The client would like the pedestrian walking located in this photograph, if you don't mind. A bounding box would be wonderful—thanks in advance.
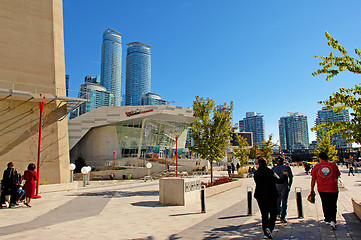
[227,164,232,178]
[236,162,240,171]
[23,163,37,207]
[310,152,340,230]
[254,158,287,239]
[272,156,293,223]
[348,165,354,176]
[231,162,235,174]
[1,162,18,208]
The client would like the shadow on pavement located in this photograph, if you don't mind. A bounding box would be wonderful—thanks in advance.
[130,201,166,208]
[68,190,159,198]
[169,212,204,217]
[218,214,249,220]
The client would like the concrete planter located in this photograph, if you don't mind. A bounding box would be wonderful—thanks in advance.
[352,198,361,220]
[231,173,249,178]
[205,179,243,198]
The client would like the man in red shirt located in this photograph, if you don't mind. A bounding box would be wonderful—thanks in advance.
[310,152,340,230]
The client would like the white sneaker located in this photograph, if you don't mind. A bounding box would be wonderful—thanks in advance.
[330,221,337,230]
[264,228,273,239]
[5,202,9,208]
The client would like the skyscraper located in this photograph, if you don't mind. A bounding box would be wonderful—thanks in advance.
[78,78,115,116]
[125,42,151,106]
[315,107,351,149]
[239,112,265,146]
[140,93,168,105]
[65,74,69,97]
[100,29,122,106]
[279,112,309,151]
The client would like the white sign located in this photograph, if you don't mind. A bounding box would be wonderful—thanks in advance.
[146,163,152,169]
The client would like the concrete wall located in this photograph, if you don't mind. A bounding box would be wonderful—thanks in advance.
[0,0,70,184]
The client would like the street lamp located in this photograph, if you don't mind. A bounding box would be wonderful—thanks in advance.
[81,166,89,187]
[68,163,76,182]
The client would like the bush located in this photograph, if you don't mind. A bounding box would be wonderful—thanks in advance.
[114,166,127,170]
[201,177,234,188]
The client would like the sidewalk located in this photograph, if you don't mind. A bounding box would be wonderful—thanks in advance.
[0,167,360,239]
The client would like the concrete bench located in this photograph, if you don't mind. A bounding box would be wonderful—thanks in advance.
[352,198,361,220]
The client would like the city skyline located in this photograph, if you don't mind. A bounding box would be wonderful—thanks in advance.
[63,0,361,144]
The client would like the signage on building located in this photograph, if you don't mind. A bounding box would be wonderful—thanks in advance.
[125,109,153,117]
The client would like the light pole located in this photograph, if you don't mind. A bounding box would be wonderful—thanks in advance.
[34,101,44,199]
[113,151,116,171]
[165,146,167,173]
[81,166,89,187]
[68,163,76,182]
[176,137,178,177]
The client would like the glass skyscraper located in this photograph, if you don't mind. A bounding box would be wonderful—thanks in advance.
[315,107,351,149]
[140,93,168,105]
[100,29,122,106]
[125,42,151,106]
[279,112,309,151]
[239,112,265,146]
[78,80,115,116]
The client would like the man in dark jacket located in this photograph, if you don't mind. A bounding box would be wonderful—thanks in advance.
[254,158,287,239]
[272,156,293,223]
[1,162,18,208]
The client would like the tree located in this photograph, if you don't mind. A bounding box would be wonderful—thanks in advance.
[74,153,87,173]
[314,131,338,162]
[189,96,235,183]
[233,135,250,167]
[312,31,361,144]
[260,135,276,164]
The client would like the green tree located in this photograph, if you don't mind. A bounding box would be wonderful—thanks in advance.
[74,153,87,173]
[189,96,235,183]
[314,131,338,162]
[233,135,250,166]
[260,135,276,164]
[312,31,361,144]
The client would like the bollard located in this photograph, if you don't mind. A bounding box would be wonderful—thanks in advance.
[295,187,304,218]
[247,186,253,215]
[201,185,206,213]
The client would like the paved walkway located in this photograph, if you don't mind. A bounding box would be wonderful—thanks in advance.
[0,167,360,239]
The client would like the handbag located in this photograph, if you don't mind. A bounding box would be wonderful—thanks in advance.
[307,191,316,204]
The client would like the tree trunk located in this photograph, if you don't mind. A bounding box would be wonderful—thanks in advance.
[210,160,213,184]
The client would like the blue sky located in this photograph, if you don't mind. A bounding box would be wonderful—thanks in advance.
[63,0,361,143]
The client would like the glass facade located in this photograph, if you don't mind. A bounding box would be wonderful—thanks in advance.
[279,112,309,151]
[78,82,115,115]
[125,42,151,106]
[116,118,188,158]
[315,107,351,149]
[100,29,122,106]
[140,92,168,105]
[65,74,69,97]
[239,112,265,146]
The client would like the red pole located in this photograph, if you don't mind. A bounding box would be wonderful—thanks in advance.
[176,137,178,177]
[113,151,115,171]
[34,102,44,199]
[165,147,167,173]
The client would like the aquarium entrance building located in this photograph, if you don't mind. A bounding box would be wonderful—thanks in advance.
[69,105,194,166]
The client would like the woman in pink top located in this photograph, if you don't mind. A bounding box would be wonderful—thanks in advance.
[23,163,37,207]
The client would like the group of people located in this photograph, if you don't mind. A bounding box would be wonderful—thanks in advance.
[253,152,340,239]
[1,162,37,208]
[227,162,239,177]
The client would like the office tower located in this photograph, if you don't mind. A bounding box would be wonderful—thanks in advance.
[315,107,351,149]
[78,81,115,115]
[84,75,101,84]
[239,112,265,146]
[279,112,309,151]
[216,102,234,126]
[125,42,151,106]
[140,93,168,105]
[65,74,69,96]
[100,29,122,106]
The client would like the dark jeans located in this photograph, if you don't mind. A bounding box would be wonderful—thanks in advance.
[256,197,278,233]
[319,191,338,223]
[276,185,290,220]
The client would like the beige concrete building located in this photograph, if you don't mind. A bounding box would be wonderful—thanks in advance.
[0,0,84,183]
[69,105,194,167]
